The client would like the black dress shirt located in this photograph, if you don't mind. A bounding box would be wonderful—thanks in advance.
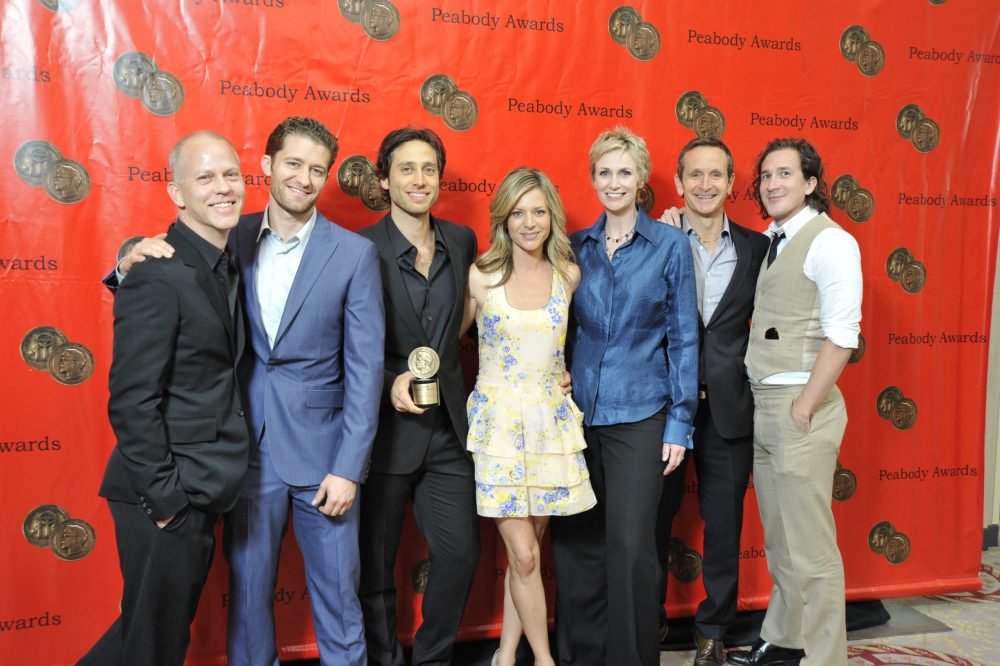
[387,218,455,351]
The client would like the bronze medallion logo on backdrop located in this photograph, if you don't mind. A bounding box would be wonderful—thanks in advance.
[665,536,703,583]
[411,558,431,594]
[20,326,68,371]
[833,461,858,502]
[875,386,917,430]
[22,505,96,561]
[840,25,885,76]
[869,523,911,564]
[637,184,655,214]
[339,0,400,41]
[896,104,940,152]
[113,52,184,116]
[20,326,95,385]
[419,74,478,132]
[608,6,660,61]
[49,342,96,386]
[675,91,725,139]
[885,247,927,293]
[38,0,81,12]
[337,156,389,212]
[14,141,90,204]
[831,174,875,223]
[848,332,865,364]
[51,519,97,561]
[23,505,70,547]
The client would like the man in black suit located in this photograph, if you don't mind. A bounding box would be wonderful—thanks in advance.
[356,127,480,666]
[81,131,252,666]
[656,138,769,666]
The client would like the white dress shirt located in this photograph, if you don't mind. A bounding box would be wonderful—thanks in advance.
[758,206,863,385]
[255,208,317,349]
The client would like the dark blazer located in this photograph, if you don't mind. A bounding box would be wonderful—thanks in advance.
[358,214,477,475]
[701,219,769,440]
[100,223,252,520]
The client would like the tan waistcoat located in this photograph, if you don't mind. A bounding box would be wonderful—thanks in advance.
[745,213,840,379]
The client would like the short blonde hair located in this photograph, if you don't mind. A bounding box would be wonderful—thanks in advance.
[588,126,651,183]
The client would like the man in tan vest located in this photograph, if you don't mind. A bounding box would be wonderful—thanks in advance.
[727,138,862,666]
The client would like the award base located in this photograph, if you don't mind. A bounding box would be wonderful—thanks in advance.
[412,378,440,408]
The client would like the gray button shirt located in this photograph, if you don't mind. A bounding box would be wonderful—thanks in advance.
[682,214,738,325]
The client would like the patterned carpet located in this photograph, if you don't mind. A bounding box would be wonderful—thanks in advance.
[660,546,1000,666]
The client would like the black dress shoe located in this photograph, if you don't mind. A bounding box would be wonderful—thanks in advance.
[726,639,805,666]
[693,629,725,665]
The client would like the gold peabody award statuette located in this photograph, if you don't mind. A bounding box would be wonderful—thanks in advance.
[408,346,441,407]
[21,325,69,372]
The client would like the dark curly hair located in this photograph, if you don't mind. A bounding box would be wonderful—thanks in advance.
[264,117,338,168]
[751,137,830,219]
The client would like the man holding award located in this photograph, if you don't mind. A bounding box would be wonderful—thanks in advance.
[357,128,482,666]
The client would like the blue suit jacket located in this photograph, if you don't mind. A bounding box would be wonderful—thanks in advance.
[234,211,385,486]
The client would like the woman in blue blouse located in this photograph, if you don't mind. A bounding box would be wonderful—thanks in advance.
[551,128,700,666]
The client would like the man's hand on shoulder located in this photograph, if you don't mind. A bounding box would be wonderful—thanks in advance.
[658,207,686,228]
[120,233,175,275]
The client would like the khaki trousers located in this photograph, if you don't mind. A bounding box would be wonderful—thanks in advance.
[751,383,847,666]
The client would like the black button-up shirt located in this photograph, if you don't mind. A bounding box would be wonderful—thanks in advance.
[387,217,455,351]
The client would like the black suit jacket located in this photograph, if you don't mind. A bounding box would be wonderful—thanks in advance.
[358,215,477,475]
[701,219,769,440]
[100,223,252,520]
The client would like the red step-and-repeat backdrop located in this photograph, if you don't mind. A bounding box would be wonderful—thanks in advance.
[2,1,997,663]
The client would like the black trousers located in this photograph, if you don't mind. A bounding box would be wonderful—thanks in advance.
[552,410,666,666]
[79,500,217,666]
[656,396,753,640]
[359,410,480,666]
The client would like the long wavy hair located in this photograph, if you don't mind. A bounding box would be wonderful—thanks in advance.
[476,167,575,286]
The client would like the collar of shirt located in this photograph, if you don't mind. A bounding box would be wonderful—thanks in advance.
[682,212,731,245]
[387,214,446,258]
[174,218,226,270]
[767,205,819,240]
[583,206,659,245]
[256,206,318,252]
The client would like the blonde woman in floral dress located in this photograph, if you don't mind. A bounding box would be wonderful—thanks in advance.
[461,167,596,666]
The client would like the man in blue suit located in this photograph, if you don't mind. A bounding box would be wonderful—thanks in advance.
[110,117,384,665]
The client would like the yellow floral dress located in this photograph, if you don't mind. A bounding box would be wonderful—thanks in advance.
[466,270,597,517]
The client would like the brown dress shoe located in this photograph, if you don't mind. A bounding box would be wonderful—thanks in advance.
[693,630,725,665]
